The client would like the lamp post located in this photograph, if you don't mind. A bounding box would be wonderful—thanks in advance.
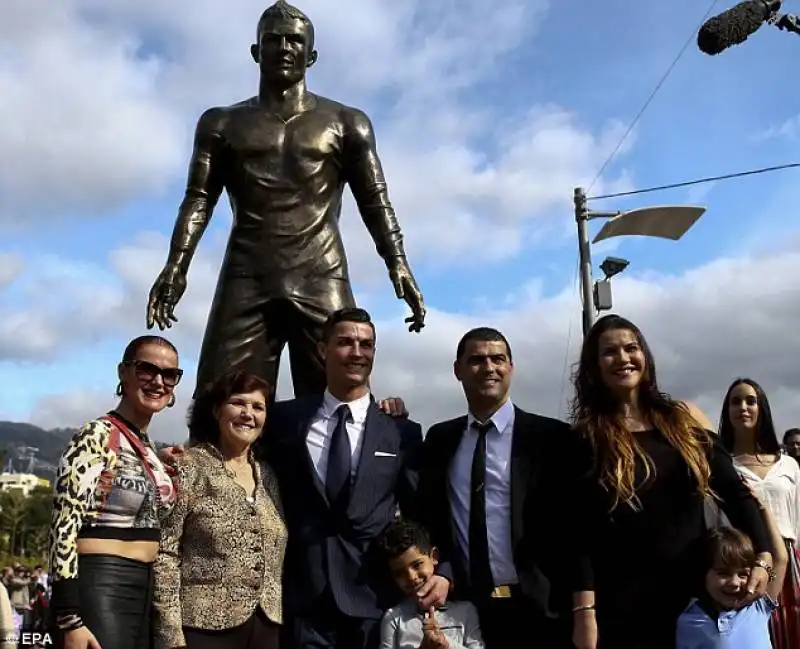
[574,186,707,338]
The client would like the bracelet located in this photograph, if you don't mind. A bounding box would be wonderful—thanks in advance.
[753,559,776,583]
[572,604,595,613]
[56,614,85,632]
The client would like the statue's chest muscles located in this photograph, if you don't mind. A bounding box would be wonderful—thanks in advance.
[223,109,343,184]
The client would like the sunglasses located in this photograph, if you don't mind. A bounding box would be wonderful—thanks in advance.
[124,360,184,387]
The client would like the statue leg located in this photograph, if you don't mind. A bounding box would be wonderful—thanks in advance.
[285,286,357,398]
[194,276,285,398]
[286,310,327,398]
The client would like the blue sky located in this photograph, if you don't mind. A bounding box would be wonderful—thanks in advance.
[2,0,800,440]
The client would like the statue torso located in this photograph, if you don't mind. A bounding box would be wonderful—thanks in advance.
[213,95,353,280]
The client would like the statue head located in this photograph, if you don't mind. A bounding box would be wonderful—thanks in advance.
[251,1,318,87]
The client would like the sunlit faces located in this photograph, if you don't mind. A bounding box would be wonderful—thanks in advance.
[728,383,759,432]
[388,546,438,598]
[118,343,181,415]
[704,561,751,610]
[319,321,375,388]
[216,391,268,449]
[454,340,513,404]
[597,328,646,392]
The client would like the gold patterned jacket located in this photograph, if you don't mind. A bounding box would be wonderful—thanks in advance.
[152,443,287,649]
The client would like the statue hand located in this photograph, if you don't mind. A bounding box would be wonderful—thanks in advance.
[147,265,187,330]
[388,257,426,333]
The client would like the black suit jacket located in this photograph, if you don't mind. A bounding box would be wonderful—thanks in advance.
[263,395,423,619]
[418,406,570,617]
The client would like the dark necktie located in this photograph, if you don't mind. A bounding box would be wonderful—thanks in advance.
[326,404,352,503]
[469,421,494,595]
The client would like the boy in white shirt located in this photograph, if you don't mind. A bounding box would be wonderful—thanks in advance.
[376,521,484,649]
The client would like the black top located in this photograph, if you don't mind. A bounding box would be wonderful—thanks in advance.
[564,428,770,647]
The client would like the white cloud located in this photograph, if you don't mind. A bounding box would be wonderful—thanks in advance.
[0,252,23,289]
[0,0,631,279]
[15,235,800,441]
[754,115,800,141]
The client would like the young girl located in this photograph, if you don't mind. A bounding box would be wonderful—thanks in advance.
[676,505,788,649]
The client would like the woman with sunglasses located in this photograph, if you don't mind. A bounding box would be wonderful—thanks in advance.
[49,335,183,649]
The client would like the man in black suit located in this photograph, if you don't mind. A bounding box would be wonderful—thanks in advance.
[418,327,572,649]
[267,307,450,649]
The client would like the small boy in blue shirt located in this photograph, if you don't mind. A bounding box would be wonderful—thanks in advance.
[676,505,788,649]
[375,520,484,649]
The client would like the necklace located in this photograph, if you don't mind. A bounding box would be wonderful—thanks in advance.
[223,458,257,503]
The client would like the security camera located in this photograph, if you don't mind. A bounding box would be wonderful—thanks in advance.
[599,256,630,280]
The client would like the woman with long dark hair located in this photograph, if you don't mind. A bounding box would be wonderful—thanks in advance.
[49,335,181,649]
[718,378,800,649]
[565,315,772,649]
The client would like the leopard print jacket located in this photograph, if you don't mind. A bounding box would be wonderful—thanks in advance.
[152,444,287,649]
[48,415,176,627]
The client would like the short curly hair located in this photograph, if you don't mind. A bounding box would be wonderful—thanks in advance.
[188,370,272,447]
[375,520,434,563]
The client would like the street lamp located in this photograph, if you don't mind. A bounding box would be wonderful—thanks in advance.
[574,186,706,338]
[594,256,630,313]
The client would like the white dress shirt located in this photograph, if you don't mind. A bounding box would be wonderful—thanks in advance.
[306,389,372,482]
[734,454,800,541]
[448,398,518,586]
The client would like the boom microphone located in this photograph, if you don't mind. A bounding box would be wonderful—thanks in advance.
[697,0,781,55]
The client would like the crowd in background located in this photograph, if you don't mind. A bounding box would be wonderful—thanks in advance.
[0,564,50,639]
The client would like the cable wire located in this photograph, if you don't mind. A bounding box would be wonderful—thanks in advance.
[559,1,720,401]
[588,162,800,201]
[587,0,721,193]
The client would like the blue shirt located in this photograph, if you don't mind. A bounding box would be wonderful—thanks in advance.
[676,596,776,649]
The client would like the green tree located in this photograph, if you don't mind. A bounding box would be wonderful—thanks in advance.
[23,486,52,557]
[0,489,27,555]
[0,486,52,561]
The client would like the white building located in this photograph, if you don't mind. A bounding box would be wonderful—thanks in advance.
[0,472,47,496]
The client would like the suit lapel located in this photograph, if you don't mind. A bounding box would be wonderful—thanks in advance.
[294,395,328,504]
[439,417,467,573]
[509,407,534,547]
[350,402,385,498]
[440,418,466,474]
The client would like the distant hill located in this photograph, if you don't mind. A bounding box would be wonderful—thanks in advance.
[0,422,75,480]
[0,420,168,481]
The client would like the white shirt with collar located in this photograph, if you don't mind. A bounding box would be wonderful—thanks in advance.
[448,398,518,587]
[306,389,372,482]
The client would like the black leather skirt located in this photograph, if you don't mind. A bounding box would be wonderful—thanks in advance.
[57,554,153,649]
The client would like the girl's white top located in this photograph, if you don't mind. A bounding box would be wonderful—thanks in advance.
[734,454,800,542]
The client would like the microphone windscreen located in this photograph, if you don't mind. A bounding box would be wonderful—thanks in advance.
[697,0,771,55]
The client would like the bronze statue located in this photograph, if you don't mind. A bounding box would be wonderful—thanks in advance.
[146,0,425,397]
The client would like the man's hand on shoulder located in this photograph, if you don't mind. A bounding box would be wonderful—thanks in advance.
[159,444,186,465]
[377,397,409,419]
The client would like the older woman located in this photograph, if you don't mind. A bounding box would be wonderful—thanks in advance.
[49,335,181,649]
[718,378,800,649]
[152,370,286,649]
[564,315,772,649]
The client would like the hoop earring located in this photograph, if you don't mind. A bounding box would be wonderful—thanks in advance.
[167,394,176,408]
[115,382,123,397]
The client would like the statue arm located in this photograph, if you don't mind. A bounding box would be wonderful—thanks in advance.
[342,109,407,265]
[166,108,226,273]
